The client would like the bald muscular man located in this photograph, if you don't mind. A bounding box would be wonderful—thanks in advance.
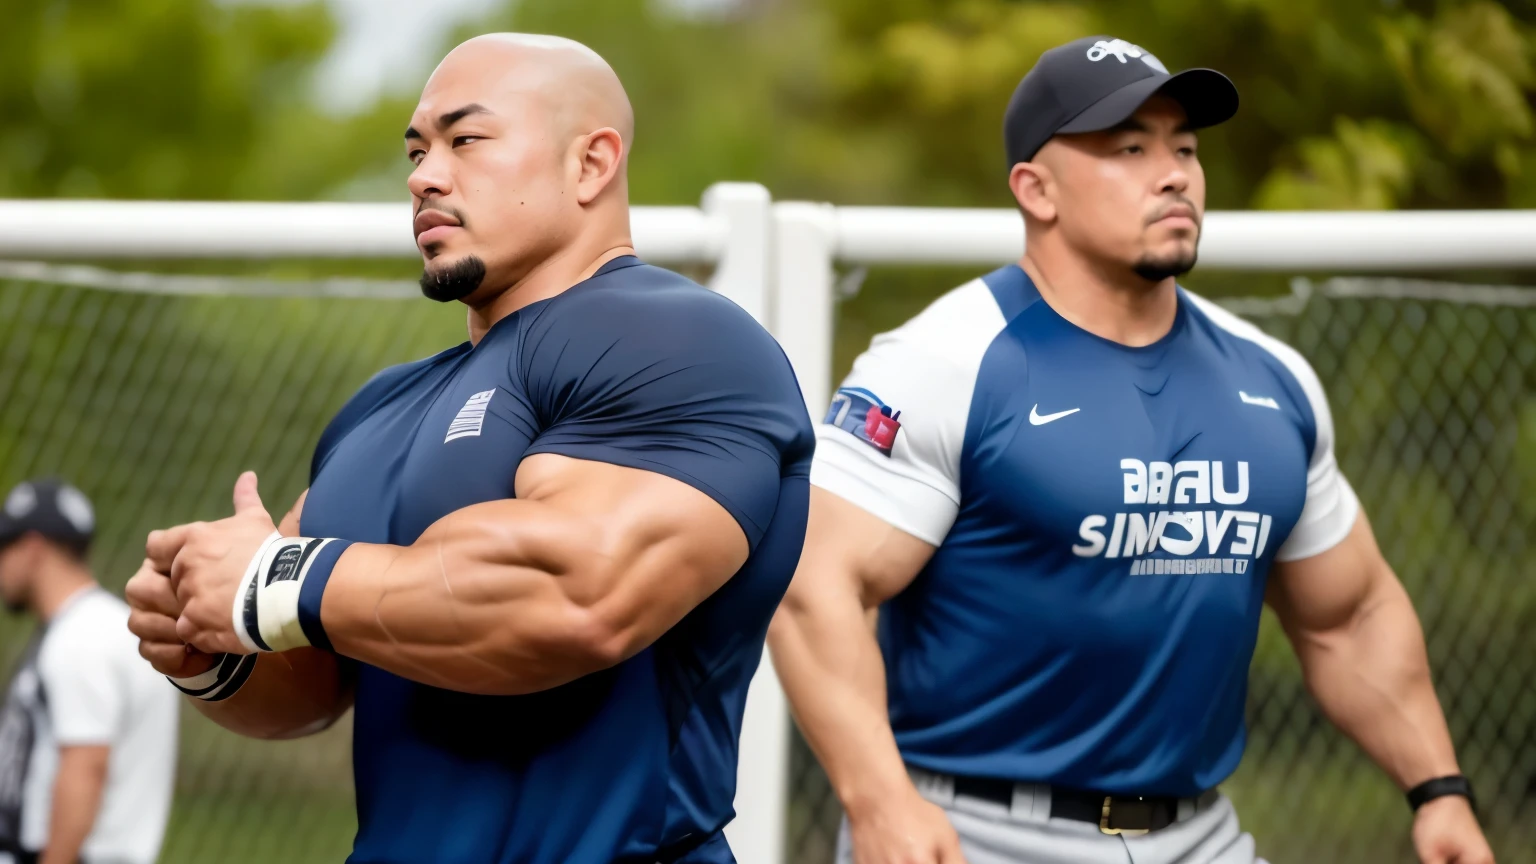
[123,34,812,864]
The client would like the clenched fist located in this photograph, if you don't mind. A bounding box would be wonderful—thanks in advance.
[146,471,279,656]
[124,556,220,678]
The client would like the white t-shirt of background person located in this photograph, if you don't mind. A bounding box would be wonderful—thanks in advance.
[16,588,178,864]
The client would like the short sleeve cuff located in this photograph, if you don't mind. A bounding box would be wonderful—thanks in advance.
[52,727,114,747]
[811,432,958,546]
[1275,474,1361,562]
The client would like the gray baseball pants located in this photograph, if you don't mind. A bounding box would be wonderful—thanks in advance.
[835,769,1267,864]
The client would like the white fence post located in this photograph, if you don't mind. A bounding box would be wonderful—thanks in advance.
[702,181,788,864]
[702,183,773,320]
[721,202,838,864]
[772,202,838,414]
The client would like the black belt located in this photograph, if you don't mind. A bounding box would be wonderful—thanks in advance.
[951,774,1185,834]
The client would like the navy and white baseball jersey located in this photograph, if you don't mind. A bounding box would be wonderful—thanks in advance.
[299,256,814,864]
[813,264,1359,796]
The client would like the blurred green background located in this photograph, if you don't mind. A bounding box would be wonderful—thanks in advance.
[1,0,1534,862]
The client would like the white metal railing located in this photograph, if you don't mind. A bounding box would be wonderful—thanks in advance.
[4,186,1536,864]
[0,199,726,262]
[827,206,1536,269]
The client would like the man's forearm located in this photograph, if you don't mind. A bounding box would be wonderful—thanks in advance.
[43,746,108,864]
[1292,573,1461,789]
[768,597,913,816]
[191,649,354,740]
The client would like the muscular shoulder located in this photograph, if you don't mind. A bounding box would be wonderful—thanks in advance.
[869,276,1011,376]
[523,261,805,413]
[811,276,1011,544]
[1182,290,1328,433]
[524,260,788,370]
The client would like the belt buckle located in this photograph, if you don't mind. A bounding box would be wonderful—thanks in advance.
[1099,796,1151,836]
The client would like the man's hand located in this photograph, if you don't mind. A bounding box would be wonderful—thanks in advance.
[847,790,966,864]
[151,471,279,655]
[1413,797,1495,864]
[124,557,220,678]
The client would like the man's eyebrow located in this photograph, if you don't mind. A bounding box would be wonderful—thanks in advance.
[404,104,493,141]
[1105,117,1150,135]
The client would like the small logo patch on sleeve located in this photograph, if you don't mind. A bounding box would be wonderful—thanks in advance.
[825,387,902,456]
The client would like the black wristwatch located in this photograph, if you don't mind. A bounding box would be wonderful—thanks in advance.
[1407,775,1476,814]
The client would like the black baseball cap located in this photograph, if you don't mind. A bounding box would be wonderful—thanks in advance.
[0,478,95,556]
[1004,36,1239,166]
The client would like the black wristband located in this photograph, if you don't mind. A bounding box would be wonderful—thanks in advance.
[1407,775,1475,813]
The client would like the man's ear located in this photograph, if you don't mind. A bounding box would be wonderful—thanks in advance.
[1010,160,1056,224]
[574,127,624,205]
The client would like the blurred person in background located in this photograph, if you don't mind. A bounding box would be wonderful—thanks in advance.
[770,36,1494,864]
[0,479,177,864]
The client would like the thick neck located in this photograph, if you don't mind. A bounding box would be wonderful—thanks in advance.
[1020,237,1179,348]
[464,205,635,345]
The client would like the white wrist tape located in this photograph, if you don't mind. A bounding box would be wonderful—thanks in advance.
[167,652,256,702]
[232,532,341,653]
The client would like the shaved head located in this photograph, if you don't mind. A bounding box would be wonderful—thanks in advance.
[406,34,635,308]
[424,34,634,149]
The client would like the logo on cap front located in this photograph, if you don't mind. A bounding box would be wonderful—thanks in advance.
[1086,39,1168,73]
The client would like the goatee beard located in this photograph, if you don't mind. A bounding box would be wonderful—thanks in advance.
[419,255,487,303]
[1133,252,1197,283]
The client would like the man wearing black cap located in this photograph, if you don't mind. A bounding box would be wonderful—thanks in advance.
[0,480,177,864]
[771,36,1493,864]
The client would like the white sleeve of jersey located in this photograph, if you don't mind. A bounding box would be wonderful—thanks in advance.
[810,280,1004,546]
[1271,348,1362,561]
[1184,292,1361,561]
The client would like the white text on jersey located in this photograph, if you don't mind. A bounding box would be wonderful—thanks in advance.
[1071,459,1274,572]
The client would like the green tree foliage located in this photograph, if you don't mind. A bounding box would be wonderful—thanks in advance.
[0,0,408,200]
[8,0,1529,212]
[477,0,1536,212]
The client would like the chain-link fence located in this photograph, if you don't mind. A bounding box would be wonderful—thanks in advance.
[0,267,1532,863]
[790,276,1536,864]
[0,263,463,864]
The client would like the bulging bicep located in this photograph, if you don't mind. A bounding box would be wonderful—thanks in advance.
[787,485,937,615]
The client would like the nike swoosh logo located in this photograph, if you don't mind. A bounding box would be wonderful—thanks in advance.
[1029,404,1081,426]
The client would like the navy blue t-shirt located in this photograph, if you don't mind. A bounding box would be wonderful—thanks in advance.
[300,257,813,863]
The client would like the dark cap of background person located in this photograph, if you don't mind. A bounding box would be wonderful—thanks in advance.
[1004,36,1240,167]
[0,478,95,557]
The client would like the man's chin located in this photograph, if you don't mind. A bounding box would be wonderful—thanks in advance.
[1132,248,1198,283]
[419,254,488,303]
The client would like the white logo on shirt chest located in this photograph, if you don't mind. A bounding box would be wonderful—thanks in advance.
[445,389,495,442]
[1029,404,1081,426]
